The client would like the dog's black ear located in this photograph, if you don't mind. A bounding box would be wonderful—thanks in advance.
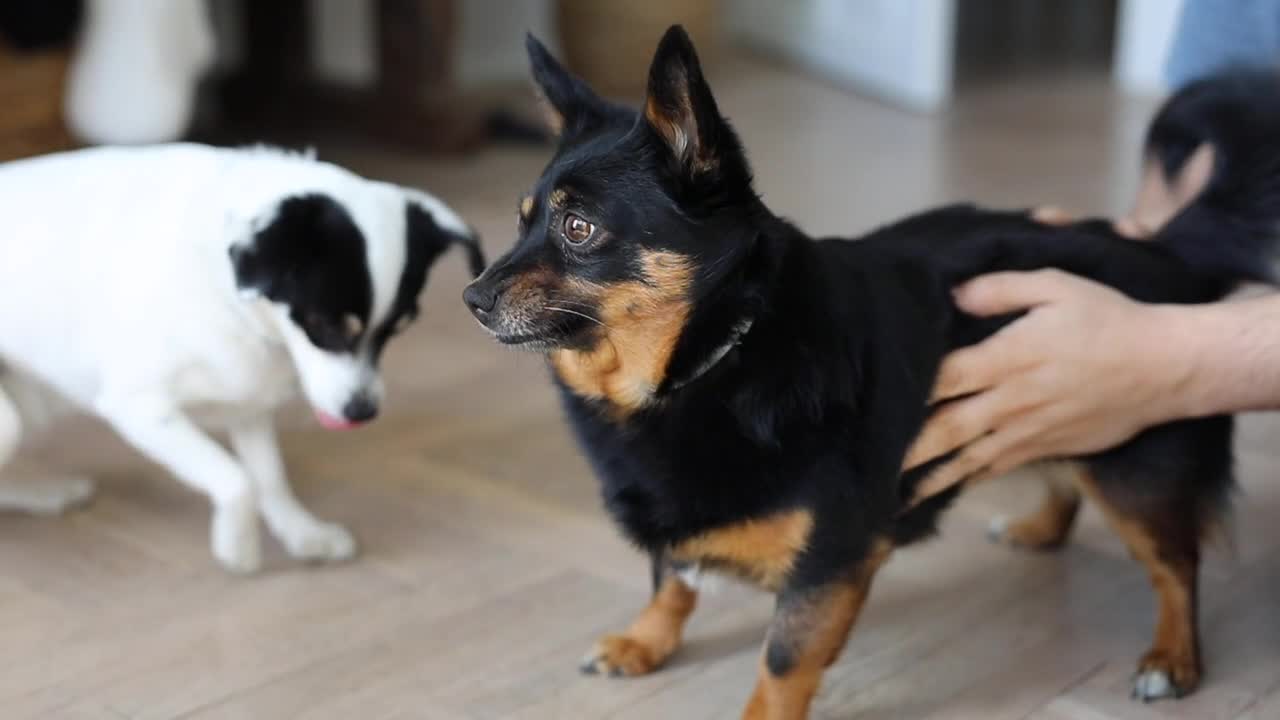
[526,33,607,139]
[228,242,264,296]
[643,25,724,174]
[406,195,486,278]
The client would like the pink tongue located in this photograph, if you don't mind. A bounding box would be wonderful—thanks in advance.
[316,412,358,431]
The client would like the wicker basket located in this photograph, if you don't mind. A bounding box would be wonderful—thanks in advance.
[556,0,720,98]
[0,41,74,162]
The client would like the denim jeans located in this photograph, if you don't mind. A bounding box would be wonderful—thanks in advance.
[1166,0,1280,89]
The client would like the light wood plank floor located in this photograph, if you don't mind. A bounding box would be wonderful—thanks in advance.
[6,56,1280,719]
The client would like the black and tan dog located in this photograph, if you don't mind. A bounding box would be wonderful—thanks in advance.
[464,27,1280,719]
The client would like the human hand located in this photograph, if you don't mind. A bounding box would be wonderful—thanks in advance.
[903,269,1194,502]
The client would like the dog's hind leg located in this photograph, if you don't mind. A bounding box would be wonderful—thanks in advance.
[0,383,93,515]
[988,464,1082,550]
[580,551,699,677]
[1077,467,1203,702]
[228,415,355,562]
[97,397,260,573]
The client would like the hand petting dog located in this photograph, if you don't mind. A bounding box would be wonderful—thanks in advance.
[902,268,1195,500]
[904,147,1217,507]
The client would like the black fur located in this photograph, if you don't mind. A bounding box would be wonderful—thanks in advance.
[232,193,373,354]
[468,26,1280,707]
[232,193,486,363]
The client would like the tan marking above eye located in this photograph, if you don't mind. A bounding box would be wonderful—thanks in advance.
[549,188,569,208]
[343,313,364,339]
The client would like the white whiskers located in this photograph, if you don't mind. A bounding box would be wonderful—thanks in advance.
[545,305,609,329]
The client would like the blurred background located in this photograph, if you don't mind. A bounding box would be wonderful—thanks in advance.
[17,3,1280,720]
[0,0,1178,155]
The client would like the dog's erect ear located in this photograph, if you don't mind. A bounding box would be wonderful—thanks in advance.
[526,33,607,138]
[643,25,724,174]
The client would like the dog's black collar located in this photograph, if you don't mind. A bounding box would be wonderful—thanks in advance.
[667,315,755,391]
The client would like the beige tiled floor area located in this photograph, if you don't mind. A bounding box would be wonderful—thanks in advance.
[6,56,1280,719]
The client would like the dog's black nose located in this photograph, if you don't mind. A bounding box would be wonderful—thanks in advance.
[463,282,497,318]
[343,396,379,424]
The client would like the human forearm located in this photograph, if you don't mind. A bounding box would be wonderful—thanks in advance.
[1161,293,1280,418]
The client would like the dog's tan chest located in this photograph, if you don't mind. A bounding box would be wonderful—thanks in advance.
[668,509,814,592]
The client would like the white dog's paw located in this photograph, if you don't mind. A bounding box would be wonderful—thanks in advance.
[277,518,357,562]
[0,475,96,515]
[212,496,262,574]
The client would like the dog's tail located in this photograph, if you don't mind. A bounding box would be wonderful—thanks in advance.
[1147,68,1280,284]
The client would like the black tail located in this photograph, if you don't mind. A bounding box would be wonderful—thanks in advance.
[1148,68,1280,284]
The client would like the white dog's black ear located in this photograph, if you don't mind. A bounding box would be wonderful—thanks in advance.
[403,191,486,278]
[227,242,263,297]
[228,194,371,306]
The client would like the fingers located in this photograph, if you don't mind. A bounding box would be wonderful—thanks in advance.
[905,381,1040,469]
[952,269,1082,317]
[904,417,1044,509]
[1113,216,1151,239]
[1031,205,1075,226]
[931,341,1007,402]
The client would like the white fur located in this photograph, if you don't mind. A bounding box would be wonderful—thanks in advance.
[0,143,460,572]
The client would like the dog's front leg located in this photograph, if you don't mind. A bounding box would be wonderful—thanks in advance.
[580,550,699,676]
[98,400,260,573]
[743,540,893,720]
[229,416,355,562]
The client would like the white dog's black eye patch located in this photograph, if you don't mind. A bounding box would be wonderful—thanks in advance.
[230,193,373,352]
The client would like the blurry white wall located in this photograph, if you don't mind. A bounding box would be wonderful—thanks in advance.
[1113,0,1184,94]
[727,0,957,111]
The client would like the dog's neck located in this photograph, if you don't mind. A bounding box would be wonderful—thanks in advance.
[664,315,754,391]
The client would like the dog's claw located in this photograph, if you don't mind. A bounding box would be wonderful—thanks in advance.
[579,635,663,678]
[986,515,1009,543]
[1131,669,1177,702]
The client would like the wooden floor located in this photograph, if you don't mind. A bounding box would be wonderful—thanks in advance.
[6,57,1280,720]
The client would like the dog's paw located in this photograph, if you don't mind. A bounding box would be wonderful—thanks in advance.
[212,496,262,574]
[278,519,357,562]
[580,634,667,677]
[987,514,1070,551]
[0,475,95,515]
[1131,649,1199,702]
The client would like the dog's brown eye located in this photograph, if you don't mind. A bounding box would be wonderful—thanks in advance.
[562,213,596,245]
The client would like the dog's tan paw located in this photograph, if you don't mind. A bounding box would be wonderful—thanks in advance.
[580,634,667,677]
[987,514,1072,551]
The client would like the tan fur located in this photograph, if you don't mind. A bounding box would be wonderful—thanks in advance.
[743,540,893,720]
[670,510,815,591]
[550,251,692,417]
[532,85,564,137]
[644,87,716,173]
[1074,471,1202,694]
[519,195,534,222]
[585,575,698,676]
[549,188,569,209]
[1001,470,1081,549]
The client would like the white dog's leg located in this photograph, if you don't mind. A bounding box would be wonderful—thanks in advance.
[99,400,260,573]
[0,384,94,515]
[228,416,356,562]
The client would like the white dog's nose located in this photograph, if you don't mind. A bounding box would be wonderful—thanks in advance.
[342,395,379,424]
